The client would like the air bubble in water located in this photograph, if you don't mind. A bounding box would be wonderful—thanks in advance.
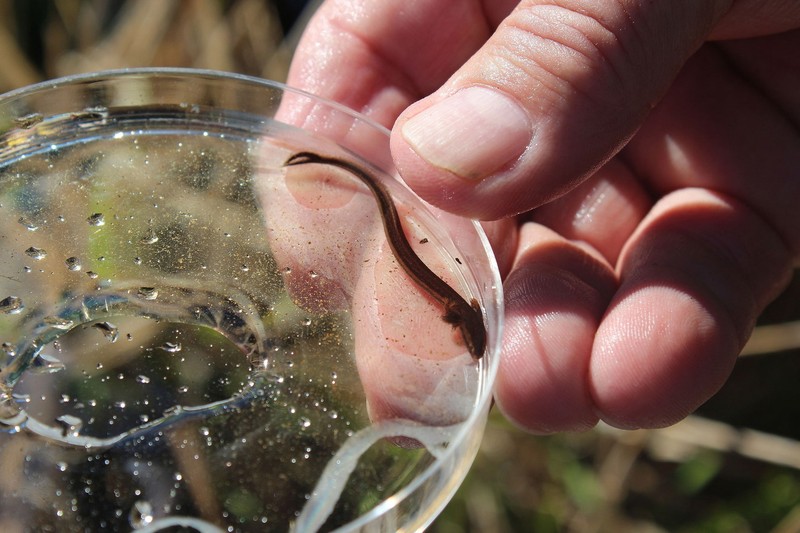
[0,296,24,314]
[24,247,47,260]
[79,106,109,120]
[12,393,30,404]
[129,500,154,529]
[30,352,65,374]
[43,316,74,330]
[137,287,158,300]
[18,217,38,231]
[2,342,16,357]
[136,375,150,384]
[140,229,158,245]
[163,405,183,417]
[160,342,181,353]
[14,112,44,129]
[65,257,81,271]
[86,271,99,279]
[55,414,83,437]
[92,321,119,343]
[87,213,105,226]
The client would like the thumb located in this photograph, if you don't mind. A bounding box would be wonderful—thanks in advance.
[390,1,729,219]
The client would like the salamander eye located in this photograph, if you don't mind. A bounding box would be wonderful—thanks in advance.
[441,304,462,326]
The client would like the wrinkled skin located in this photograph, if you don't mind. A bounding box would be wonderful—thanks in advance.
[279,0,800,432]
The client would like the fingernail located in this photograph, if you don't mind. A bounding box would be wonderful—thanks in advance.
[401,87,531,180]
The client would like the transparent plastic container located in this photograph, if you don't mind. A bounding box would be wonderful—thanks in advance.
[0,69,502,532]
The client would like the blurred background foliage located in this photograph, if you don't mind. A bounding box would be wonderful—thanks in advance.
[1,1,799,531]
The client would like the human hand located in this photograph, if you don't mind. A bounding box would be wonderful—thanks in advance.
[284,0,800,432]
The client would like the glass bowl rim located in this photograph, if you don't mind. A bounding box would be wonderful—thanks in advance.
[0,66,504,530]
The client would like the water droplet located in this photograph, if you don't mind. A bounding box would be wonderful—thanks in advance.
[241,264,249,272]
[177,386,189,394]
[79,106,109,120]
[129,500,154,529]
[309,270,318,279]
[65,257,81,271]
[136,375,150,384]
[133,257,142,265]
[302,318,312,326]
[25,247,47,260]
[23,266,31,273]
[43,316,74,330]
[163,405,184,417]
[136,287,158,300]
[2,342,16,357]
[0,296,24,314]
[14,112,43,129]
[92,321,119,343]
[56,461,68,472]
[299,417,311,428]
[140,229,158,244]
[12,393,30,404]
[114,401,126,409]
[87,213,105,226]
[18,217,38,231]
[55,414,83,437]
[86,271,99,279]
[160,342,181,353]
[30,352,65,374]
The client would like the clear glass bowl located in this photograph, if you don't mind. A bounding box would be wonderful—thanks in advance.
[0,69,502,532]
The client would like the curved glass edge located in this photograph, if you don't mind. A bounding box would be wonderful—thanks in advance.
[0,67,392,138]
[0,67,505,531]
[338,218,502,533]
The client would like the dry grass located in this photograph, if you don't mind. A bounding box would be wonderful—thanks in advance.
[0,0,300,93]
[2,2,799,531]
